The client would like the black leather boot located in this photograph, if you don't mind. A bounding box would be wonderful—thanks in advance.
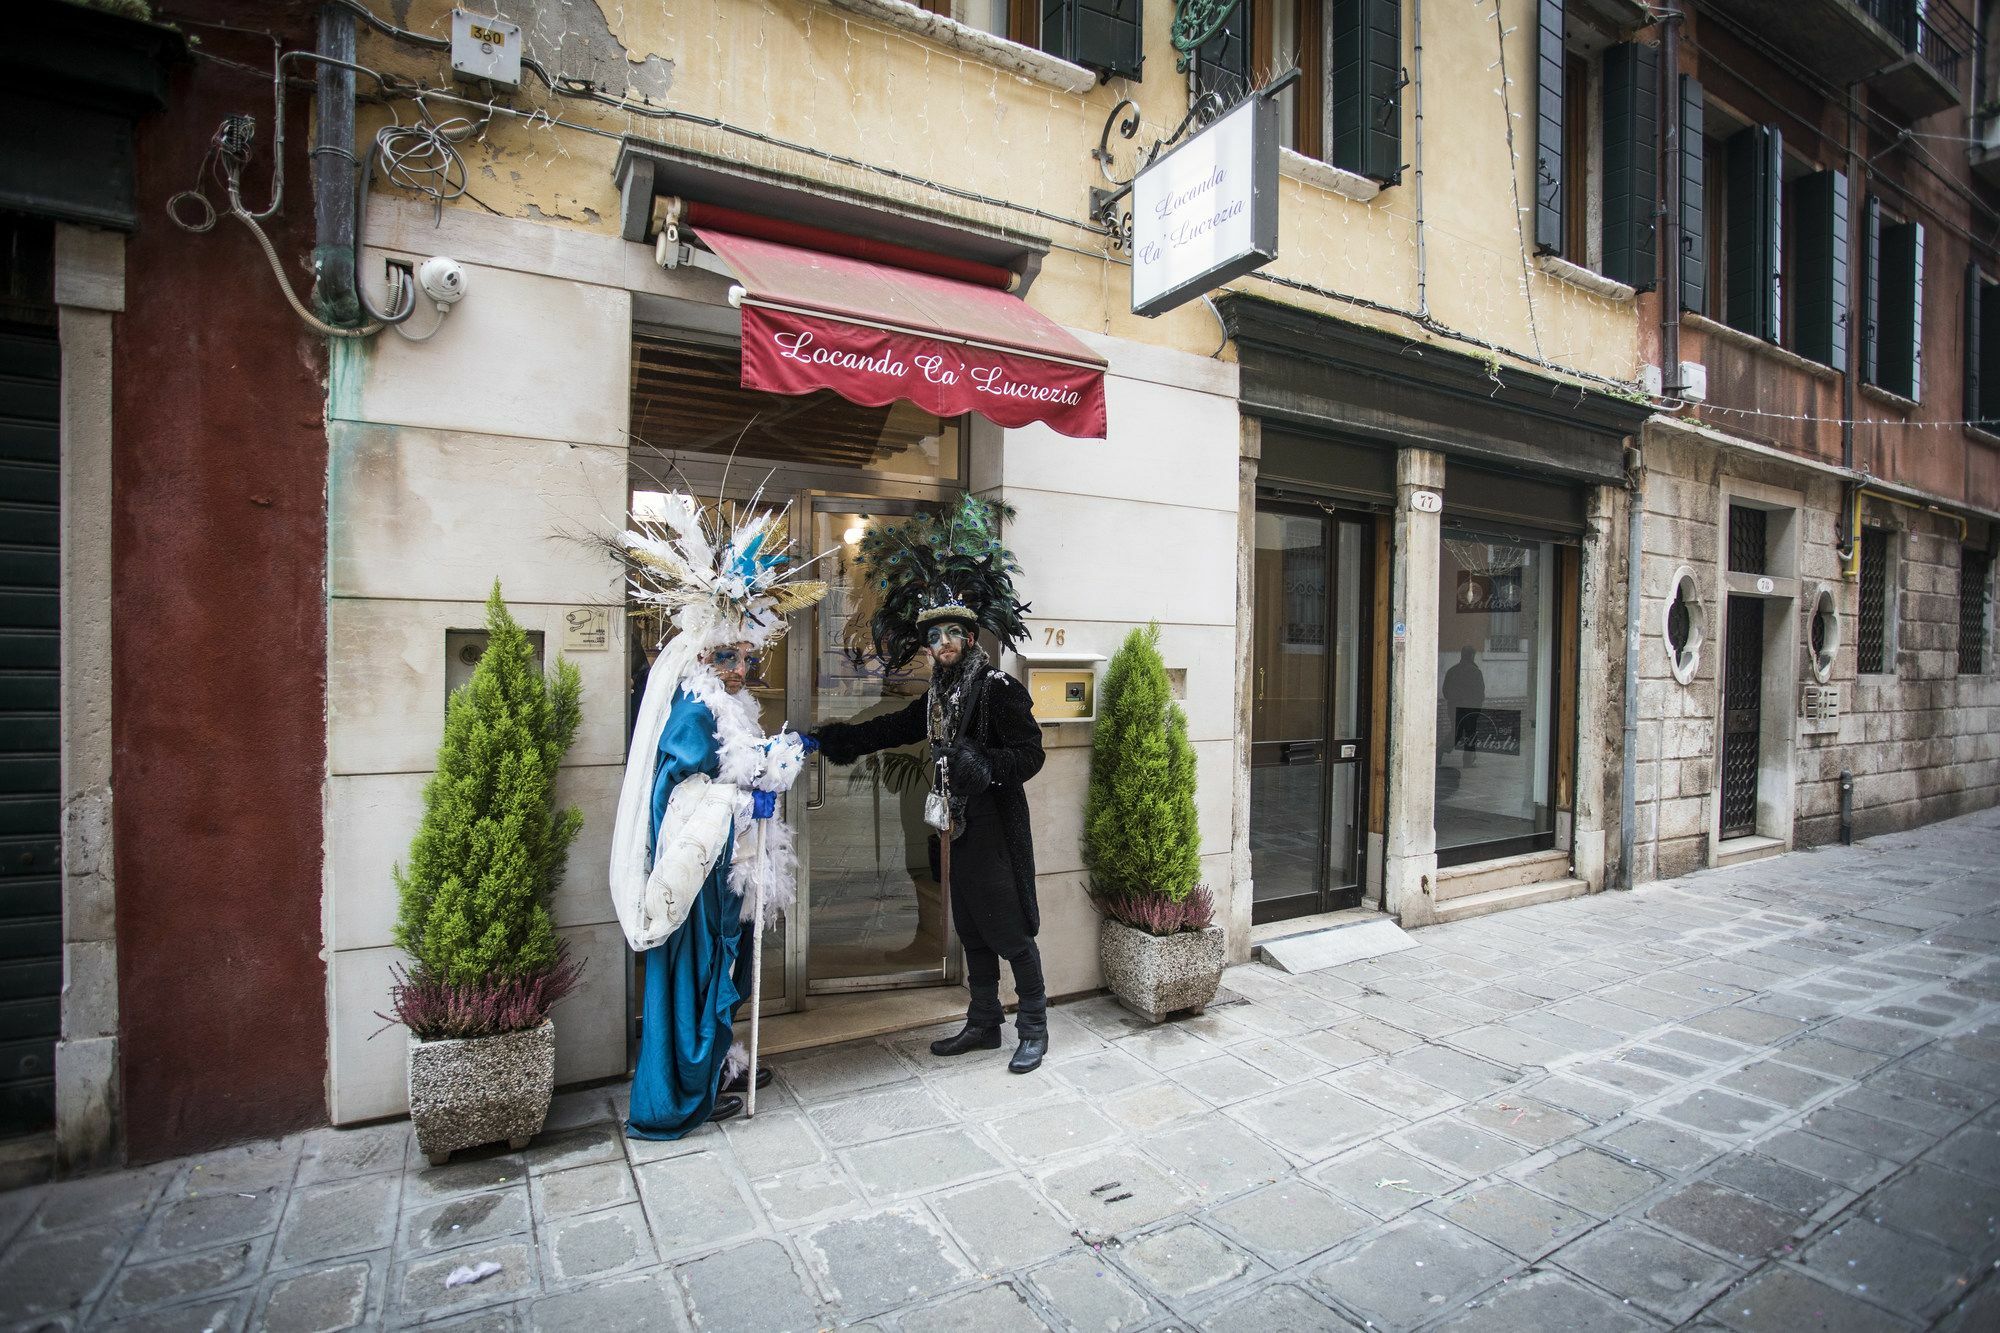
[708,1094,744,1123]
[723,1066,774,1094]
[1008,1022,1048,1074]
[930,1023,1003,1056]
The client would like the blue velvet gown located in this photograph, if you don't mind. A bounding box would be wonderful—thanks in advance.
[626,690,744,1140]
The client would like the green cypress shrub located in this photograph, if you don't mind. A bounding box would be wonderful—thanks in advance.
[1084,622,1205,931]
[393,583,584,994]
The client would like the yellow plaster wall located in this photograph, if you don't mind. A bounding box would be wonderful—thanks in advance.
[357,0,1638,385]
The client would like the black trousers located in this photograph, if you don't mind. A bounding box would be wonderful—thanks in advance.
[946,798,1046,1033]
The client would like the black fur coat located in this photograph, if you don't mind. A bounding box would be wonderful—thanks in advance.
[812,666,1046,937]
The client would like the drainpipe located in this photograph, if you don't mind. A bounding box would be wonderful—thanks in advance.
[1412,0,1429,320]
[1620,443,1643,890]
[313,2,362,326]
[1839,768,1854,844]
[1839,88,1860,573]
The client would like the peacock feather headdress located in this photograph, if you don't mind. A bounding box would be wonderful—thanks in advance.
[853,494,1030,672]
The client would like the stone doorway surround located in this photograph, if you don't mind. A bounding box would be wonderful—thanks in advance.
[1708,477,1806,863]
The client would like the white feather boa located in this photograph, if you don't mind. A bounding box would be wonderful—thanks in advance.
[609,662,806,951]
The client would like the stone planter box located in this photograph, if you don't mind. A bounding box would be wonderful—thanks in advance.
[1100,922,1225,1024]
[408,1019,555,1166]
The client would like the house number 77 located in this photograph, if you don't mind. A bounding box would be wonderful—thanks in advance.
[1043,627,1067,647]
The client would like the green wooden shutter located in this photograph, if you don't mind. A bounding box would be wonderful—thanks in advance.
[1679,75,1705,313]
[1601,41,1659,290]
[1879,219,1924,399]
[1042,0,1142,81]
[1791,170,1848,371]
[1981,276,2000,428]
[1330,0,1404,184]
[1724,124,1781,342]
[1966,265,1982,424]
[1191,0,1251,106]
[1861,194,1882,385]
[1533,0,1565,254]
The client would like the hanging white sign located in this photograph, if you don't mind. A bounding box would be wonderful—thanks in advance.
[1129,93,1280,319]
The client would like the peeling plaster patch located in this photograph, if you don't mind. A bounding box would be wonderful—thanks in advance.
[513,0,675,101]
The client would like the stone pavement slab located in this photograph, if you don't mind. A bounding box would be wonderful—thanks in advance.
[16,807,2000,1328]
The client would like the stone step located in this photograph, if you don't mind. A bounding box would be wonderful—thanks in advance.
[1432,877,1591,925]
[1435,848,1572,899]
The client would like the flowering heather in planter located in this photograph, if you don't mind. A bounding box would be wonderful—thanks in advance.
[379,942,584,1042]
[1092,885,1214,937]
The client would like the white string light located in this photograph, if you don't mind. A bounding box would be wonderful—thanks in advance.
[1699,402,2000,431]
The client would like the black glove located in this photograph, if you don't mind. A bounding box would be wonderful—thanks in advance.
[942,740,993,796]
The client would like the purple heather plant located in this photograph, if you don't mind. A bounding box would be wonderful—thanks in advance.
[378,942,585,1041]
[1091,884,1214,937]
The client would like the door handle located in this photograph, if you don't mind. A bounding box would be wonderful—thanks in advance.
[804,750,826,810]
[1257,667,1265,704]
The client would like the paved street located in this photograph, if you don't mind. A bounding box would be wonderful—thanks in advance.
[6,812,2000,1331]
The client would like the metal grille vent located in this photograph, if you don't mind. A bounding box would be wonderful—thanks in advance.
[1962,547,1992,675]
[1858,528,1889,674]
[1728,505,1768,574]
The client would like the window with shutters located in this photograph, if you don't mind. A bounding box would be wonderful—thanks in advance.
[1034,0,1143,80]
[1193,0,1403,185]
[1533,8,1654,287]
[1961,546,1992,675]
[1863,198,1925,401]
[1964,266,2000,431]
[940,0,1034,43]
[1692,102,1784,341]
[1785,164,1847,370]
[1858,527,1894,675]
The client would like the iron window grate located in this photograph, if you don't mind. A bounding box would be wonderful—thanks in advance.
[1858,528,1890,674]
[1728,505,1768,574]
[1962,547,1991,675]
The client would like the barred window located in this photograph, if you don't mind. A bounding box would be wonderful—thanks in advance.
[1962,547,1992,676]
[1857,528,1891,674]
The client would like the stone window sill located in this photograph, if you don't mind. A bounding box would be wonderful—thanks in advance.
[1279,149,1381,203]
[1859,381,1920,413]
[1682,313,1839,381]
[1534,254,1634,302]
[821,0,1097,94]
[1967,424,2000,448]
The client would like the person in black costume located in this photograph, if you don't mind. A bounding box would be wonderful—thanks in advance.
[813,612,1050,1072]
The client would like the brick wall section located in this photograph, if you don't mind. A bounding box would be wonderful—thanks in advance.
[1629,430,2000,885]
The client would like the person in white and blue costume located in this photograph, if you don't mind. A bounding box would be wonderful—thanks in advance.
[605,493,823,1137]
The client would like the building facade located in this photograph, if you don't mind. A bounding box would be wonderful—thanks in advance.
[1,0,1992,1169]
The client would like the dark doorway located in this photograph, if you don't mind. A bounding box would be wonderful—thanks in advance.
[0,317,59,1135]
[1720,595,1765,840]
[1249,501,1372,923]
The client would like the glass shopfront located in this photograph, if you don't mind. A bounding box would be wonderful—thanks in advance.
[1433,526,1564,864]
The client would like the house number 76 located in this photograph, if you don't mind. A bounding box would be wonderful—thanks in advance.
[1043,627,1066,647]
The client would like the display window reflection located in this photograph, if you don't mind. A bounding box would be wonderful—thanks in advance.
[1435,530,1564,863]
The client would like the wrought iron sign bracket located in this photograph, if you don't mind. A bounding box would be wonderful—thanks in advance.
[1087,67,1298,254]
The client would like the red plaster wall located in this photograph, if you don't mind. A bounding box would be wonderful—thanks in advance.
[113,2,329,1161]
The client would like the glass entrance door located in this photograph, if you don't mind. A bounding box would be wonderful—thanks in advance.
[1249,503,1370,923]
[790,498,955,994]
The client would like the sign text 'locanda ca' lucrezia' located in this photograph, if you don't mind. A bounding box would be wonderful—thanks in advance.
[1129,93,1279,318]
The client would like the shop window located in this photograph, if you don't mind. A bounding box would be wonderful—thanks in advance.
[1962,546,1992,675]
[1808,584,1840,683]
[1663,566,1704,685]
[1857,527,1894,674]
[1189,0,1402,184]
[1435,529,1566,864]
[629,334,962,483]
[1862,196,1925,401]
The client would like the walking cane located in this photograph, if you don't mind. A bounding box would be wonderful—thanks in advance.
[747,812,766,1119]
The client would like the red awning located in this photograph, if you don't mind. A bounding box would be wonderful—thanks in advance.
[694,228,1108,440]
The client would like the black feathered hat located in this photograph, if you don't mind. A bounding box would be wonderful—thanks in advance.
[852,495,1030,672]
